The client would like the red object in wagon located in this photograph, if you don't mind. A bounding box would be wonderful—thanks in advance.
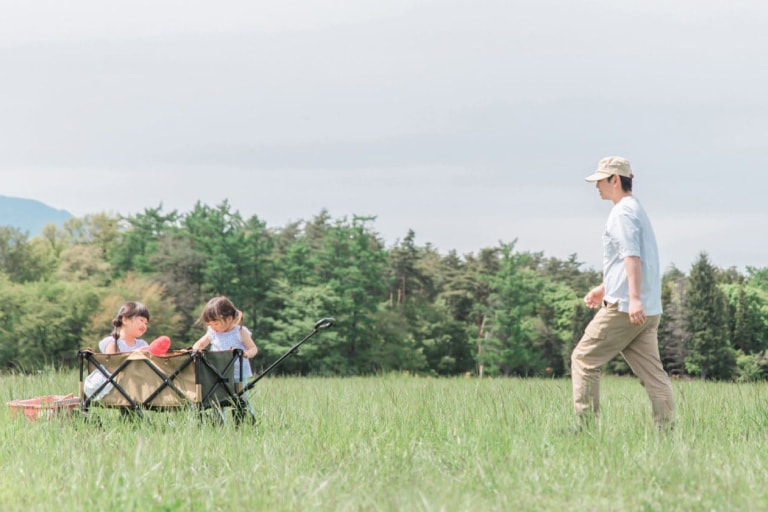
[6,393,81,422]
[139,335,172,355]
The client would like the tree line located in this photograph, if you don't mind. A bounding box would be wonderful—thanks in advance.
[1,201,767,380]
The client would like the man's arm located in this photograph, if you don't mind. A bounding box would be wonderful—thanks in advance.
[624,256,645,326]
[584,284,605,309]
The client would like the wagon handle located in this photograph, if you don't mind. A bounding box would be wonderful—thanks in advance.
[314,318,335,330]
[240,317,335,394]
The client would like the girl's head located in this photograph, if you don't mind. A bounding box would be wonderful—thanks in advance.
[112,301,150,340]
[199,296,241,333]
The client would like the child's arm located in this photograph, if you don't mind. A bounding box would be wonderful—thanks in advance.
[192,334,211,351]
[241,330,258,359]
[104,338,119,354]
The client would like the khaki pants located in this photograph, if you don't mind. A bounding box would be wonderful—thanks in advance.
[571,302,675,428]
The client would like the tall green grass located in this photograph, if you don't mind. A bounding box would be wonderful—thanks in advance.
[2,370,768,511]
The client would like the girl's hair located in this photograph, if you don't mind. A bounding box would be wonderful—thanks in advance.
[199,296,242,325]
[111,301,150,341]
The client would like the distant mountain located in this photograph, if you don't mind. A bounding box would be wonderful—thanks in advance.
[0,195,73,236]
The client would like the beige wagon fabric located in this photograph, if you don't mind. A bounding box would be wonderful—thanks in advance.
[86,350,198,407]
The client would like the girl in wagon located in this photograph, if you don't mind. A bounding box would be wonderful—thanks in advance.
[192,296,258,384]
[99,301,151,354]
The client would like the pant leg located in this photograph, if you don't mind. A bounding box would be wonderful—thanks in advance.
[571,303,656,418]
[572,303,640,420]
[620,316,675,428]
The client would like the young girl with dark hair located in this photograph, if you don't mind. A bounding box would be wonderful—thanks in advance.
[98,301,151,354]
[192,296,258,383]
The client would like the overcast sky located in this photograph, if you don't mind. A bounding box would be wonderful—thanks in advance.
[2,0,767,272]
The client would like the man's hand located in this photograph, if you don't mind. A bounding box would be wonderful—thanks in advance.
[628,299,646,326]
[584,284,605,309]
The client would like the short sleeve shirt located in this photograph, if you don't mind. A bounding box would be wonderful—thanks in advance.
[98,337,148,353]
[602,196,662,315]
[207,325,253,381]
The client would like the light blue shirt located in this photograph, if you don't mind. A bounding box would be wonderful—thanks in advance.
[98,336,148,353]
[207,325,253,381]
[602,196,662,316]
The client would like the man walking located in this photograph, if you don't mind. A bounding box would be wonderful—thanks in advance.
[572,156,675,429]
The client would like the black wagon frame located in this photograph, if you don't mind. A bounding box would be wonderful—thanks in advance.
[77,318,334,424]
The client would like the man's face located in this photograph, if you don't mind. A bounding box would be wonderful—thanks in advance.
[595,175,614,200]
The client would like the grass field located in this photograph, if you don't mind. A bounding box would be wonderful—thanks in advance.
[2,370,768,511]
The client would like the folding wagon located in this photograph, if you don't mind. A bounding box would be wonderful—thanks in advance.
[77,318,334,424]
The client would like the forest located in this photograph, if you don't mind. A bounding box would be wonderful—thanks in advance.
[1,201,767,381]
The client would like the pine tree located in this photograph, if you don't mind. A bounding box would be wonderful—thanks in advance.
[731,285,756,353]
[684,252,736,379]
[480,243,542,376]
[658,266,688,375]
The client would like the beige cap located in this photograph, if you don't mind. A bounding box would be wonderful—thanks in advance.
[584,156,633,182]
